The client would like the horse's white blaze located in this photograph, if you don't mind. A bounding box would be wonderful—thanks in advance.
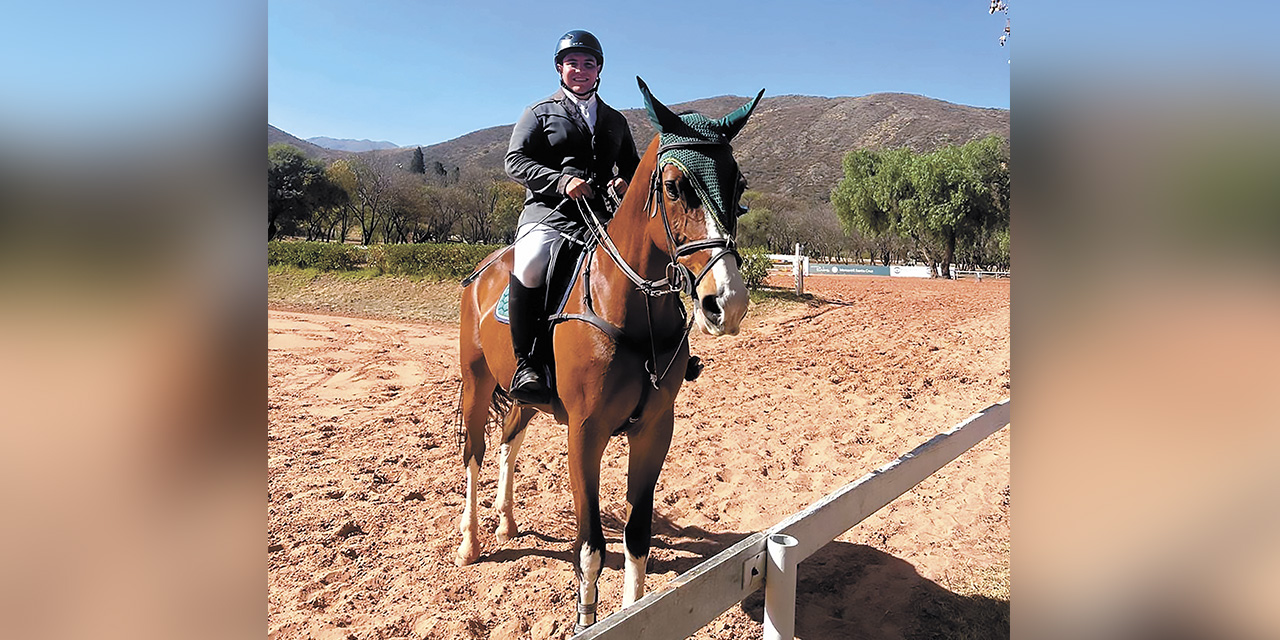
[622,550,648,607]
[578,544,604,626]
[693,208,749,336]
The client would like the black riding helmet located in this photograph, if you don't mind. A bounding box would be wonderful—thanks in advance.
[554,30,604,68]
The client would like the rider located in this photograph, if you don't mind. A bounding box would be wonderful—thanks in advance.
[504,29,641,404]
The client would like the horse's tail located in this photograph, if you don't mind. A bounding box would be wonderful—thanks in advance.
[451,379,465,452]
[451,379,516,453]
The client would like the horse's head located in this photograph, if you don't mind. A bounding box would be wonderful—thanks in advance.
[638,77,764,336]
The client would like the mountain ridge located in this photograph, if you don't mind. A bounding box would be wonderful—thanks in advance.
[307,136,399,152]
[270,92,1007,202]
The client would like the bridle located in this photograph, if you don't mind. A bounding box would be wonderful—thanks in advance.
[568,139,744,389]
[577,139,742,302]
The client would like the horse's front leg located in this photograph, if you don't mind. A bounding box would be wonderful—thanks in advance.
[622,407,674,606]
[495,406,534,543]
[568,424,610,632]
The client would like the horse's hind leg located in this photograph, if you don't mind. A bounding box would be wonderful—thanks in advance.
[455,368,497,567]
[495,405,535,543]
[622,408,674,607]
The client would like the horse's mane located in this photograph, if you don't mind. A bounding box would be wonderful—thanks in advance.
[613,134,662,223]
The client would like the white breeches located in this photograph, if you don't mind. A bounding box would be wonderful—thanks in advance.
[511,223,561,288]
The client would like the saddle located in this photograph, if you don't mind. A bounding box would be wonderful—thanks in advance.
[493,225,702,400]
[495,230,591,396]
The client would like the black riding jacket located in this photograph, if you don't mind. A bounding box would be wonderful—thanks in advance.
[505,90,641,231]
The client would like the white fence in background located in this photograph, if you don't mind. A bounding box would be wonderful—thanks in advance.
[951,268,1011,280]
[765,253,809,275]
[764,256,1011,282]
[572,399,1012,640]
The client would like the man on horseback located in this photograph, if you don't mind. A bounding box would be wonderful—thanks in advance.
[504,29,641,404]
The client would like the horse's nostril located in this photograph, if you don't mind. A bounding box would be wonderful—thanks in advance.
[700,295,721,319]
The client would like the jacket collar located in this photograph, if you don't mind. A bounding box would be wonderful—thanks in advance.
[553,88,608,111]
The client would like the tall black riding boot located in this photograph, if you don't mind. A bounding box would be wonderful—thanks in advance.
[508,275,552,404]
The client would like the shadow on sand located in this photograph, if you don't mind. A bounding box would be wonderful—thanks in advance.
[477,506,1006,639]
[738,540,1009,640]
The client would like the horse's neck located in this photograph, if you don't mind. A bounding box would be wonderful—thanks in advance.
[606,204,666,280]
[588,196,680,330]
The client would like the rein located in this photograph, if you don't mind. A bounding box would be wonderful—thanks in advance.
[564,142,740,388]
[571,195,694,389]
[577,140,741,300]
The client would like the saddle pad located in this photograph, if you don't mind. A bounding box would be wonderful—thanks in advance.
[494,249,587,325]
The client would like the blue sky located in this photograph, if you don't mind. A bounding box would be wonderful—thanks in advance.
[268,0,1011,147]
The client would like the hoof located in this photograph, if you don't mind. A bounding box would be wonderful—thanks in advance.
[455,540,481,566]
[495,521,518,544]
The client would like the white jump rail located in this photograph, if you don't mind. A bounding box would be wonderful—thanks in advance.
[952,269,1011,280]
[573,398,1011,640]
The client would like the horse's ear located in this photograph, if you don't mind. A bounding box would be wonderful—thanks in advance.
[637,76,683,135]
[718,88,765,141]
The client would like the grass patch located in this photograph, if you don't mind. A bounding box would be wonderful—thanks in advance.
[748,286,814,304]
[268,268,820,326]
[330,267,384,281]
[906,587,1009,640]
[747,285,822,316]
[267,265,322,299]
[268,265,463,324]
[910,540,1009,639]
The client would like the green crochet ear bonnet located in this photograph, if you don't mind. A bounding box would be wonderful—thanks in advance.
[638,77,765,227]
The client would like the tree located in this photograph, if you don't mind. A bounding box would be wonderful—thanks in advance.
[409,147,426,174]
[379,173,431,242]
[430,161,449,181]
[325,159,361,242]
[268,144,345,240]
[831,136,1009,276]
[419,183,464,242]
[464,176,524,244]
[301,172,349,241]
[906,136,1008,276]
[347,157,394,245]
[737,195,775,249]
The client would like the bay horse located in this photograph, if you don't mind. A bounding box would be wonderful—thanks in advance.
[455,77,764,631]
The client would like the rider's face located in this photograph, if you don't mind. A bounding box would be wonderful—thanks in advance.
[557,52,599,96]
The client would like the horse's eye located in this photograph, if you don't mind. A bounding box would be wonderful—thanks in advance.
[663,180,680,201]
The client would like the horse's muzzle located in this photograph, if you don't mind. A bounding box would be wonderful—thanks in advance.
[697,288,747,336]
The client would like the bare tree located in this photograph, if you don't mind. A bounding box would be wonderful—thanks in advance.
[455,168,524,244]
[382,173,431,243]
[419,183,464,242]
[346,158,393,245]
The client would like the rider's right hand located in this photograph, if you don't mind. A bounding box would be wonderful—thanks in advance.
[565,176,594,200]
